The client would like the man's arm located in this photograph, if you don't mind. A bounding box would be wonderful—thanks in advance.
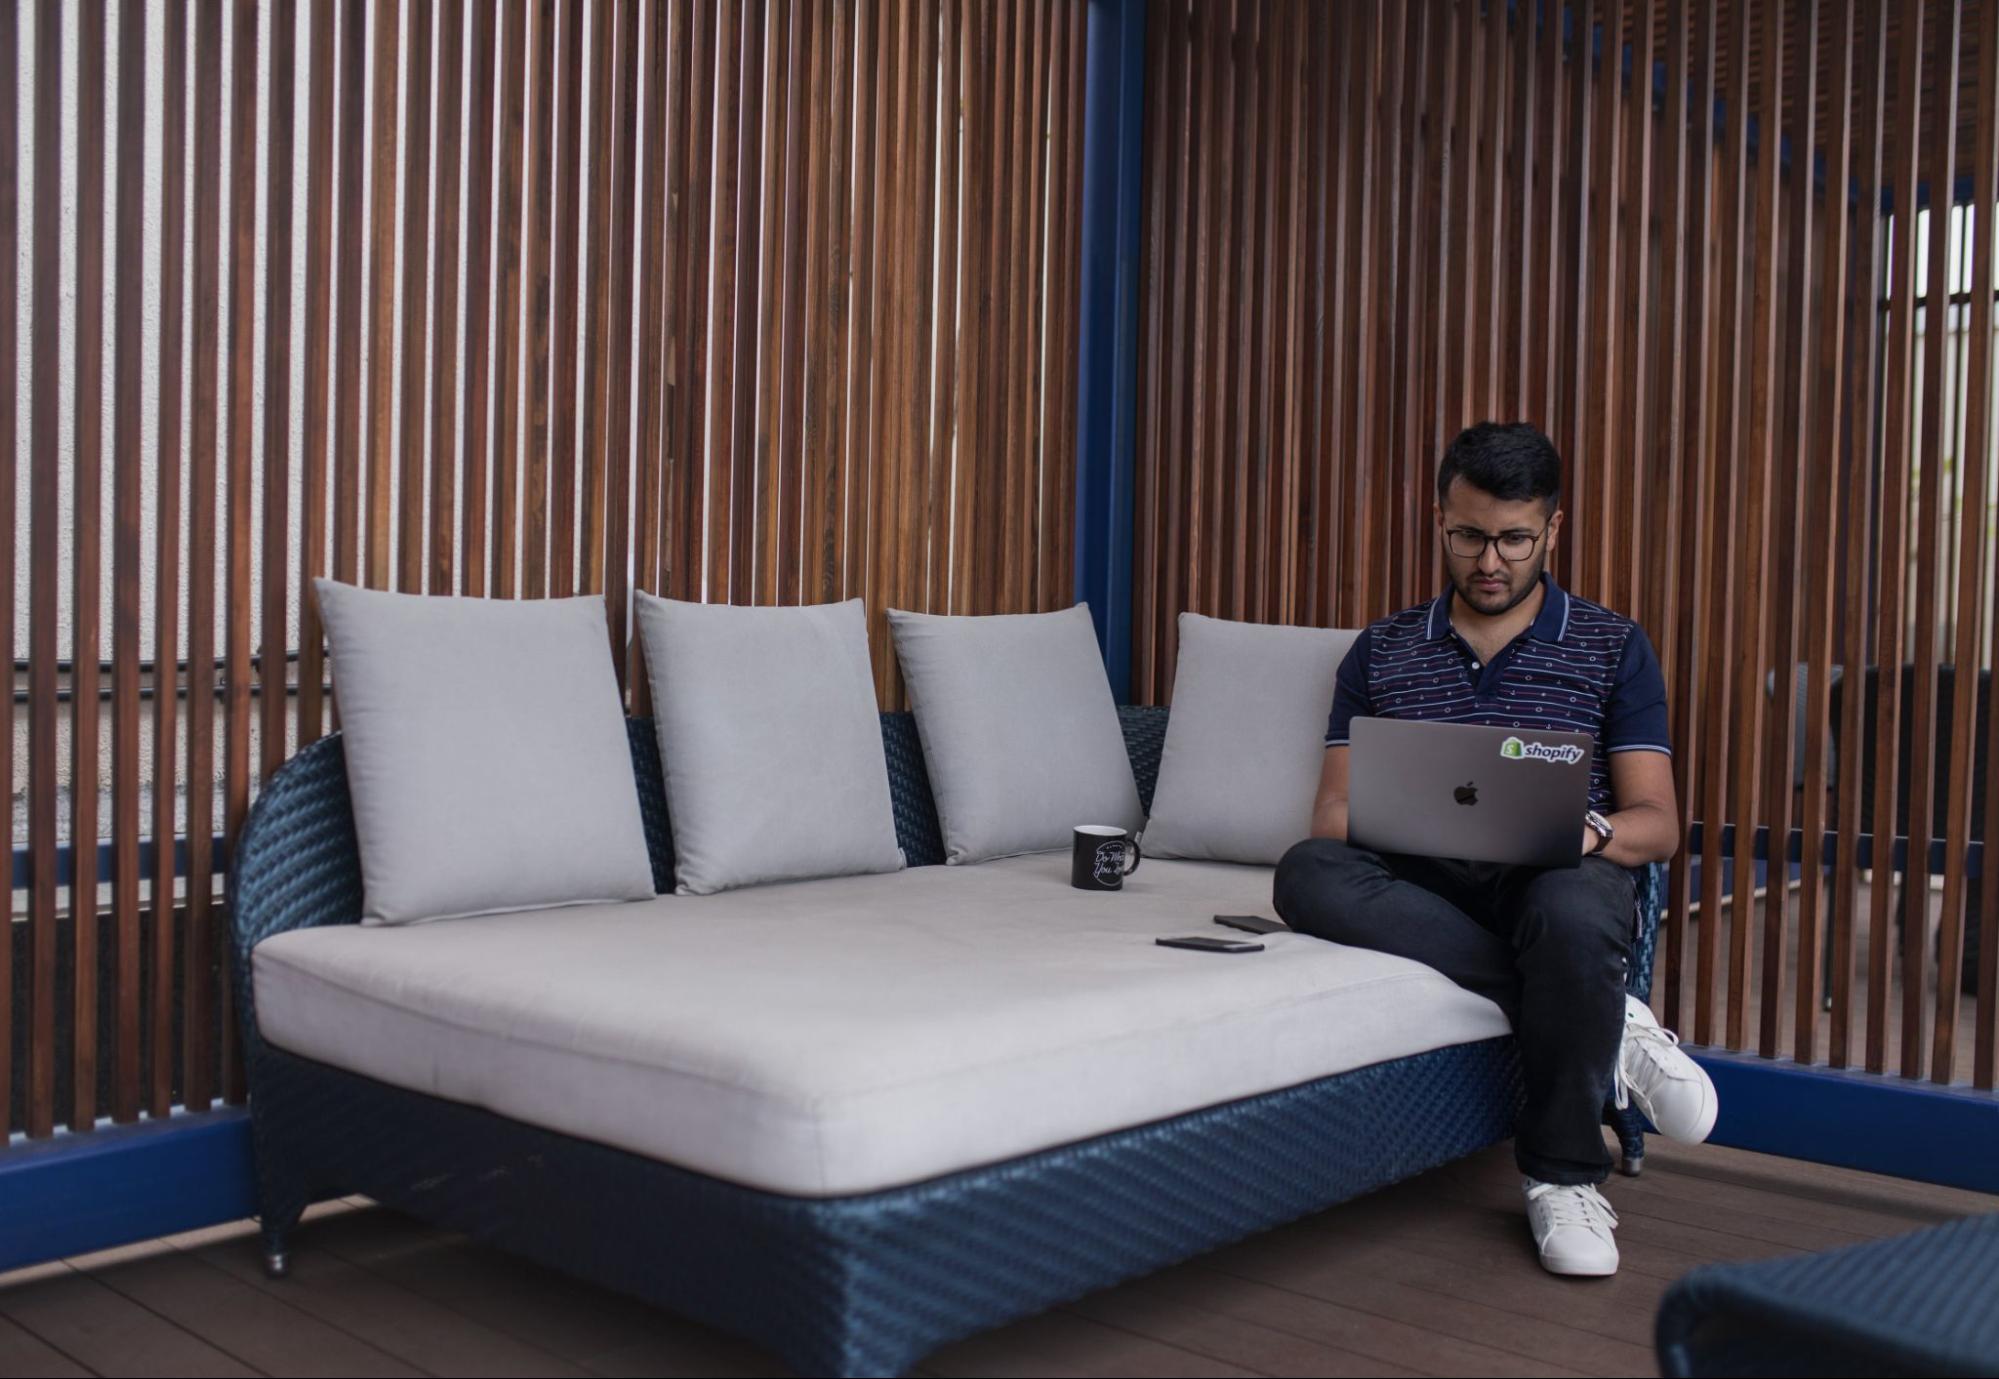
[1591,749,1679,865]
[1308,745,1350,841]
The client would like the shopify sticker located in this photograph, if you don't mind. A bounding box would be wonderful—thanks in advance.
[1500,735,1585,765]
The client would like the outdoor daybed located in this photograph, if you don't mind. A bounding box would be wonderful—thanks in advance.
[230,707,1662,1379]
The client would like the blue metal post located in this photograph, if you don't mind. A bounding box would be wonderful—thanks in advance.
[1074,0,1146,700]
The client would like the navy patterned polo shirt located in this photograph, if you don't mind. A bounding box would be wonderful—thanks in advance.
[1324,573,1671,813]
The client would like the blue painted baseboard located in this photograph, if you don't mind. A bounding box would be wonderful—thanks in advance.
[0,1109,255,1272]
[1690,1047,1999,1196]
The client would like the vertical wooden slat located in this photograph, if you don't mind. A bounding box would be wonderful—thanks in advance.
[1054,0,1085,605]
[599,0,639,676]
[221,0,260,1106]
[1134,0,1169,683]
[1758,0,1816,1060]
[795,0,835,599]
[1420,0,1453,605]
[993,0,1027,620]
[1725,0,1781,1053]
[815,0,854,608]
[1658,0,1701,1032]
[1899,0,1961,1081]
[1618,0,1656,621]
[1347,5,1382,627]
[1796,0,1855,1064]
[26,0,60,1139]
[729,0,767,608]
[1936,0,1998,1086]
[1253,0,1283,620]
[1157,0,1196,669]
[397,0,433,594]
[1391,0,1430,610]
[907,0,943,621]
[0,0,15,1140]
[1441,0,1478,443]
[182,0,223,1116]
[549,0,584,597]
[1832,0,1888,1071]
[260,0,297,787]
[1697,0,1751,1047]
[1506,0,1537,424]
[460,1,498,600]
[843,0,880,607]
[1867,0,1925,1073]
[1476,0,1507,416]
[1557,0,1593,594]
[633,0,676,644]
[1583,0,1624,605]
[429,0,463,596]
[1532,0,1566,432]
[951,0,987,615]
[365,0,399,590]
[108,0,147,1126]
[579,0,617,601]
[1276,1,1306,625]
[929,0,962,615]
[1317,6,1350,624]
[755,0,792,608]
[69,0,107,1134]
[490,0,528,599]
[333,0,367,592]
[1017,0,1047,616]
[707,0,744,604]
[801,0,837,606]
[777,0,813,609]
[676,0,719,601]
[299,0,337,745]
[148,0,188,1121]
[0,0,15,1127]
[523,0,557,600]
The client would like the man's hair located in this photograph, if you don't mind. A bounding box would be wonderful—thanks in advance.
[1435,422,1563,511]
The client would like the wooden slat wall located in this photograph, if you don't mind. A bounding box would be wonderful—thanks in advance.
[9,0,1086,1140]
[1134,0,1999,1086]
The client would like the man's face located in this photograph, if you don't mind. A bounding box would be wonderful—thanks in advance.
[1435,479,1562,618]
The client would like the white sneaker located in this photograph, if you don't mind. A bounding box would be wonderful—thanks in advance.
[1615,995,1719,1144]
[1523,1178,1620,1276]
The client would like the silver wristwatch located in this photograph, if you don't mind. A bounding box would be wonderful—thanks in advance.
[1585,810,1615,856]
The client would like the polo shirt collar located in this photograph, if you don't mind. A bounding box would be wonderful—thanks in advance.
[1429,573,1572,644]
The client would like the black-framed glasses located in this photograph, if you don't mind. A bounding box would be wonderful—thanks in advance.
[1443,520,1552,563]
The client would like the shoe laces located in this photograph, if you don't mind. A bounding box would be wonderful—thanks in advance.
[1613,1009,1689,1111]
[1526,1181,1619,1233]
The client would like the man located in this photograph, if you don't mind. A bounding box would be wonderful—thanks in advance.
[1273,421,1717,1278]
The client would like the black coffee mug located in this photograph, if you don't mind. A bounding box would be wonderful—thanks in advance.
[1072,825,1143,891]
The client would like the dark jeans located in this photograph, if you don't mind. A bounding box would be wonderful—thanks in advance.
[1272,837,1636,1186]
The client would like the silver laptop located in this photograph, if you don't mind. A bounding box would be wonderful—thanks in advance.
[1347,717,1594,869]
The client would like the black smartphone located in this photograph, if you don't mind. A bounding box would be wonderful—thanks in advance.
[1156,934,1265,954]
[1214,913,1288,936]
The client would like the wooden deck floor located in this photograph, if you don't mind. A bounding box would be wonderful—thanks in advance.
[2,1134,1991,1379]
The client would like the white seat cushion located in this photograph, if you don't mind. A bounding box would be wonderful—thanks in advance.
[253,855,1511,1197]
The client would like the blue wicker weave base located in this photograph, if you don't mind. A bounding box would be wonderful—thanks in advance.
[250,1036,1523,1377]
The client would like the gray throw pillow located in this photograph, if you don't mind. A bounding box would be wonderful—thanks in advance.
[888,604,1142,864]
[634,593,905,895]
[313,580,657,925]
[1144,613,1360,865]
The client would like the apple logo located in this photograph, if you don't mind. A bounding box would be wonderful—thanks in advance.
[1454,781,1479,806]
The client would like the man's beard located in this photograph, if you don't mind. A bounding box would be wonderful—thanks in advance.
[1450,554,1545,617]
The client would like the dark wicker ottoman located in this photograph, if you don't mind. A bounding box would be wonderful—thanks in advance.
[231,706,1664,1377]
[1656,1212,1999,1377]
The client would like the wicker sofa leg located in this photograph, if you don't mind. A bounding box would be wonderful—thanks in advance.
[251,1121,311,1279]
[1609,1104,1647,1176]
